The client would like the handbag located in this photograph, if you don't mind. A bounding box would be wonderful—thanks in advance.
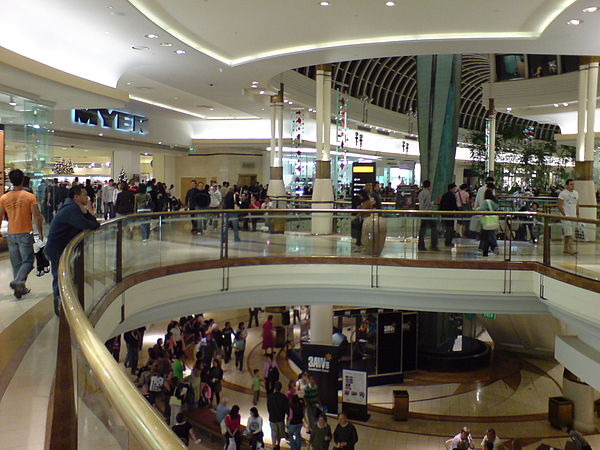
[480,200,499,231]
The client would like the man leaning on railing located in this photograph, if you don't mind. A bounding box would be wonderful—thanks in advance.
[45,184,100,317]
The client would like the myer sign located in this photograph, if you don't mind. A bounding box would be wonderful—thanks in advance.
[72,109,148,135]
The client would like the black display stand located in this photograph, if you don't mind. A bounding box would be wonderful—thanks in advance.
[341,369,369,422]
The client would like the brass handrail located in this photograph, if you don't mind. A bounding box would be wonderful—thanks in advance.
[57,206,598,448]
[58,231,186,449]
[102,208,600,224]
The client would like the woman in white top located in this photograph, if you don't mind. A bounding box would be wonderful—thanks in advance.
[246,407,264,450]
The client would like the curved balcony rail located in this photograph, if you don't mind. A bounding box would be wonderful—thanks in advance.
[52,206,600,448]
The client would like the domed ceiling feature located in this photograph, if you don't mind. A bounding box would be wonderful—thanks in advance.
[295,55,559,140]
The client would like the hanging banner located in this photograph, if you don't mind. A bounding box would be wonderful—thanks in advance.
[342,369,368,421]
[302,344,340,415]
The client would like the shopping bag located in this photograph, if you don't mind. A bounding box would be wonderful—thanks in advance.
[480,215,500,231]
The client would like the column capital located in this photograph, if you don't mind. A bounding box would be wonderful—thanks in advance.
[316,64,332,73]
[575,161,594,179]
[315,160,331,179]
[580,56,600,65]
[270,94,283,104]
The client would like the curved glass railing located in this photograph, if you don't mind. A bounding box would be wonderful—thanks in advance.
[55,207,600,448]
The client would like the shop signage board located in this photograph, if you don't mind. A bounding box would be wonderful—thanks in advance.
[72,109,148,135]
[351,162,376,198]
[302,344,340,415]
[376,312,403,374]
[342,369,368,421]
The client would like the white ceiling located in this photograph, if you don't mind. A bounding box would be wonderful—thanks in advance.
[1,0,600,125]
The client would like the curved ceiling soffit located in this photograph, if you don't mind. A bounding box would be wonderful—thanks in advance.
[126,0,576,67]
[295,55,559,140]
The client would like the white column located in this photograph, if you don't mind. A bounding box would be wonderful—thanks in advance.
[563,371,600,432]
[112,150,140,180]
[267,91,285,198]
[585,61,598,160]
[577,64,589,162]
[309,304,333,345]
[577,59,598,240]
[323,70,332,161]
[315,69,324,161]
[270,98,277,167]
[311,65,334,234]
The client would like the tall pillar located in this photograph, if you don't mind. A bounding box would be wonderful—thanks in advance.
[486,98,496,174]
[416,55,462,200]
[267,88,285,198]
[312,65,334,234]
[309,304,333,345]
[575,57,598,241]
[112,150,140,181]
[563,369,600,432]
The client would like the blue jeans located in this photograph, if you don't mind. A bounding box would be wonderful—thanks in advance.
[288,423,302,450]
[48,253,60,316]
[223,215,240,242]
[7,233,34,285]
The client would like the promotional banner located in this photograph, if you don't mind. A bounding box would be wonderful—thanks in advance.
[302,344,340,415]
[377,312,403,374]
[342,369,368,421]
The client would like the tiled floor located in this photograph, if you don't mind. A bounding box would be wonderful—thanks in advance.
[137,309,600,450]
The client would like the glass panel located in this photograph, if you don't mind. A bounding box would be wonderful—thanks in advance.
[76,349,129,449]
[83,233,95,314]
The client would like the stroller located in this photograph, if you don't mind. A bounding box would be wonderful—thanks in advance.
[33,238,50,277]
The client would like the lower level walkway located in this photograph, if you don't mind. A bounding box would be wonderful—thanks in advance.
[138,309,600,450]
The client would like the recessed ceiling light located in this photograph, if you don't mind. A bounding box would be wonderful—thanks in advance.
[209,108,215,111]
[174,49,186,55]
[126,82,131,85]
[158,142,162,145]
[567,19,582,25]
[160,42,173,47]
[145,34,159,39]
[132,45,149,50]
[289,102,293,105]
[106,5,113,9]
[562,102,569,106]
[259,90,265,95]
[98,133,104,137]
[583,6,598,12]
[320,1,330,5]
[385,1,395,6]
[554,103,559,107]
[8,96,17,106]
[506,107,512,112]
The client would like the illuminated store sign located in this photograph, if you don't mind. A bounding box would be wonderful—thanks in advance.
[72,109,148,134]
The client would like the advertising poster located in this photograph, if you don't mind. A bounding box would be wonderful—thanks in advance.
[302,344,340,415]
[342,369,368,421]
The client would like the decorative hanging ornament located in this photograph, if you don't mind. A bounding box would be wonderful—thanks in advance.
[291,110,305,148]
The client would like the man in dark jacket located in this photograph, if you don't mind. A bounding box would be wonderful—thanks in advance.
[267,382,288,450]
[45,184,100,316]
[439,183,458,248]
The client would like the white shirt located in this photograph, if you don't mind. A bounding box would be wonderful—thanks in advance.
[481,436,503,449]
[209,190,222,208]
[450,433,474,449]
[261,201,273,209]
[475,185,488,210]
[172,326,181,342]
[558,189,579,217]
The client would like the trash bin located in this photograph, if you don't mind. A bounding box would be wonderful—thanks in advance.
[392,390,409,421]
[275,326,286,348]
[548,396,573,429]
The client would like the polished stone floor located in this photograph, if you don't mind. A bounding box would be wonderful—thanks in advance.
[137,308,600,450]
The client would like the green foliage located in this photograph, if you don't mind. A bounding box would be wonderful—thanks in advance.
[466,130,575,192]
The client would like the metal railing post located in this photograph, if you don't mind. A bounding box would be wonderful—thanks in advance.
[543,215,551,266]
[116,220,123,283]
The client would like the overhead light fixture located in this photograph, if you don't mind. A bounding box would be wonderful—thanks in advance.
[562,102,569,106]
[259,90,265,95]
[209,108,215,111]
[506,107,512,112]
[320,1,330,5]
[567,19,582,25]
[583,6,598,12]
[554,103,559,107]
[132,45,150,50]
[385,1,396,6]
[174,49,186,55]
[158,141,162,145]
[289,102,293,105]
[160,42,173,47]
[98,133,104,137]
[145,33,159,39]
[8,96,17,106]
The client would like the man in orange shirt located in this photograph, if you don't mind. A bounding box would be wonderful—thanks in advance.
[0,169,44,299]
